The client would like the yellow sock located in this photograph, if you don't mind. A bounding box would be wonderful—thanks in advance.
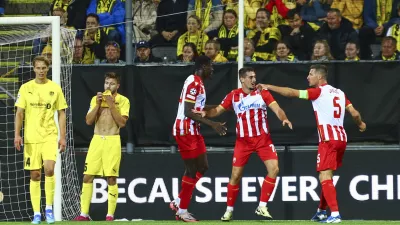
[80,183,93,215]
[107,184,118,216]
[30,180,41,213]
[45,176,55,206]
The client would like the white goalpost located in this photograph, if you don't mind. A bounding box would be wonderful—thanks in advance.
[0,16,80,221]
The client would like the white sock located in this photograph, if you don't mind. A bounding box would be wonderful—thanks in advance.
[178,208,187,214]
[317,208,326,212]
[331,211,340,217]
[80,213,89,217]
[46,205,52,210]
[226,206,234,212]
[34,212,41,216]
[259,201,267,207]
[106,214,114,218]
[175,197,181,205]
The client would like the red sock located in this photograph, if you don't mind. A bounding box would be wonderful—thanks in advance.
[179,176,196,210]
[321,180,339,212]
[227,183,240,207]
[318,188,328,210]
[178,172,203,199]
[260,176,276,203]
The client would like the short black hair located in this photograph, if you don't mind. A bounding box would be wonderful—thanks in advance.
[310,64,328,79]
[239,67,255,78]
[194,55,211,70]
[256,8,271,19]
[87,13,100,23]
[286,9,300,20]
[346,40,360,50]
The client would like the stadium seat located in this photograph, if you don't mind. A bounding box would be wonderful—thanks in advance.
[151,45,177,62]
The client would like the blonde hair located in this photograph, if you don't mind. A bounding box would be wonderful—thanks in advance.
[32,56,50,67]
[312,39,334,60]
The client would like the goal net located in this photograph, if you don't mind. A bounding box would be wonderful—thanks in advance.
[0,19,80,221]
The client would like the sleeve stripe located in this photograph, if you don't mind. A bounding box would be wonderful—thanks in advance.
[184,99,196,103]
[268,101,277,106]
[345,104,353,108]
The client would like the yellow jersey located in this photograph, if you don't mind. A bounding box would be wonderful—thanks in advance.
[88,93,130,118]
[15,79,68,144]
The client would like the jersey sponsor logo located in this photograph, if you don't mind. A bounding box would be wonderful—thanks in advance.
[30,103,52,109]
[237,101,261,111]
[186,94,195,100]
[49,91,54,96]
[189,88,197,95]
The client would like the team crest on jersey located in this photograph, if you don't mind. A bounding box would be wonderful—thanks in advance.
[49,91,54,96]
[190,88,197,95]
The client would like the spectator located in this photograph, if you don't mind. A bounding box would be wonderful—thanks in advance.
[133,0,158,42]
[33,7,75,55]
[177,42,199,62]
[344,41,360,60]
[265,0,296,27]
[41,45,53,64]
[311,39,334,61]
[247,8,281,60]
[82,14,108,64]
[73,38,84,64]
[0,0,4,16]
[242,38,267,61]
[374,36,400,60]
[317,8,358,60]
[296,0,331,26]
[204,40,229,62]
[243,0,268,30]
[386,3,400,51]
[359,0,400,59]
[278,9,317,60]
[273,41,298,61]
[101,41,125,63]
[150,0,187,46]
[87,0,126,44]
[188,0,223,33]
[330,0,364,30]
[207,9,239,61]
[177,15,209,56]
[135,40,162,63]
[51,0,91,30]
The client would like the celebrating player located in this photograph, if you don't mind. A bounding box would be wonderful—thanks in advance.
[74,72,130,221]
[14,56,68,224]
[170,55,227,222]
[257,64,366,223]
[198,67,293,221]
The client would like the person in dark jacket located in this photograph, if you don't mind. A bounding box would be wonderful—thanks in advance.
[317,8,358,60]
[134,40,162,63]
[149,0,188,47]
[278,9,317,60]
[358,0,400,59]
[51,0,91,30]
[374,36,400,60]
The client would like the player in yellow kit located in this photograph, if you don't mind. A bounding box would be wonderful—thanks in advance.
[14,56,68,224]
[74,72,130,221]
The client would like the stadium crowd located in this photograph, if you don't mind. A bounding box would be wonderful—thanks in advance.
[26,0,400,63]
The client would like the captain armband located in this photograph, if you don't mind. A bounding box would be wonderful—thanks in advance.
[298,90,308,100]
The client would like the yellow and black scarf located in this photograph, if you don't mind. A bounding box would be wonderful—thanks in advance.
[345,56,360,61]
[53,0,70,11]
[82,29,102,64]
[97,0,116,13]
[382,52,398,61]
[218,24,238,59]
[387,24,400,51]
[376,0,392,26]
[195,0,212,30]
[183,31,207,53]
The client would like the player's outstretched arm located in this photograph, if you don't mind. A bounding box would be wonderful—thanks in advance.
[346,105,366,132]
[184,101,227,136]
[268,102,293,130]
[14,107,24,151]
[257,84,300,98]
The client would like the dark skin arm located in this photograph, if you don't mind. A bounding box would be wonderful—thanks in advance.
[184,101,227,136]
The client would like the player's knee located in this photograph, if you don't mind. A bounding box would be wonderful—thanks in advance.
[30,171,41,181]
[83,174,95,183]
[107,177,117,185]
[268,166,279,178]
[319,172,332,182]
[198,163,208,175]
[230,172,242,185]
[44,167,54,176]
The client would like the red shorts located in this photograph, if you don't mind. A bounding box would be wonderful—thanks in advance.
[174,135,206,159]
[317,141,347,172]
[233,133,278,167]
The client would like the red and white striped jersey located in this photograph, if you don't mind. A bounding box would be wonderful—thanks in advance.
[220,88,276,138]
[173,75,206,136]
[306,84,352,142]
